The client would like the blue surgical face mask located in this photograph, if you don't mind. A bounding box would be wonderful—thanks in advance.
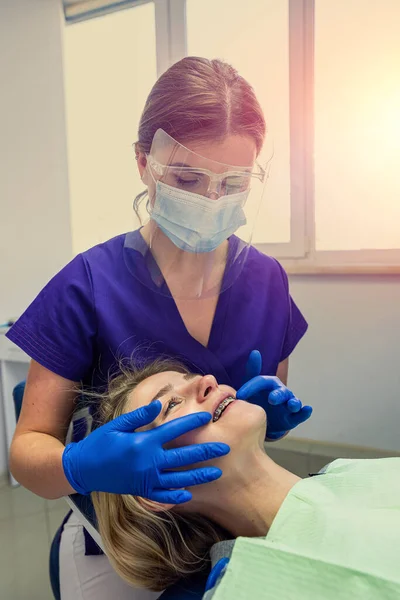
[151,181,248,253]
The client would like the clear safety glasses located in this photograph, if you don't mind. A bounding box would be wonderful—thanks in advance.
[146,153,266,198]
[142,128,267,199]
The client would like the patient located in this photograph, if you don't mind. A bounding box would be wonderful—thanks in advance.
[92,359,400,599]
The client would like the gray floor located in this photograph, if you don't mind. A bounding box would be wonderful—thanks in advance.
[0,449,328,600]
[0,478,68,600]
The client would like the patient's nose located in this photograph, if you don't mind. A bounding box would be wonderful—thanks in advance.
[196,375,218,404]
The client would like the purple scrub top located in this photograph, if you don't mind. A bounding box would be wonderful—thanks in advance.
[7,229,307,393]
[7,229,308,561]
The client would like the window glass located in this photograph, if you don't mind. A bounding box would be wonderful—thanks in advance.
[63,3,157,254]
[315,0,400,251]
[187,0,291,244]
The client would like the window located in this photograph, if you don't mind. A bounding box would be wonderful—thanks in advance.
[314,0,400,259]
[63,0,400,271]
[63,2,156,254]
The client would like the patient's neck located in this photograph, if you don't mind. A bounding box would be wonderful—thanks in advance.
[187,450,300,538]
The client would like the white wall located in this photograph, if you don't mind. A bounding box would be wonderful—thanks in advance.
[0,0,72,475]
[288,276,400,452]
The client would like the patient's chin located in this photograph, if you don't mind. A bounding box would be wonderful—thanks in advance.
[225,400,266,433]
[209,401,266,455]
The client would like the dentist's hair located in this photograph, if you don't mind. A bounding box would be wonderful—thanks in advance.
[91,358,228,591]
[133,56,266,219]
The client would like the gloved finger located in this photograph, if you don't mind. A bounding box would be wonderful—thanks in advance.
[155,412,214,444]
[237,375,281,400]
[289,405,313,426]
[110,400,162,432]
[150,489,193,504]
[268,387,295,406]
[205,557,230,592]
[161,466,222,489]
[244,350,262,384]
[162,442,230,469]
[287,398,302,413]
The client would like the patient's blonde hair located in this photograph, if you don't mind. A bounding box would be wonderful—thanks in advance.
[91,359,228,591]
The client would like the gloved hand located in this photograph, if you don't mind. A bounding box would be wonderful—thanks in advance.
[62,400,230,503]
[205,558,230,593]
[237,350,312,440]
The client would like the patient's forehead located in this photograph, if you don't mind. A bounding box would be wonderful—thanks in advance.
[126,371,188,412]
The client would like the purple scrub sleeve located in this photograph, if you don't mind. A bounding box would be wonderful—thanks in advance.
[7,231,307,391]
[7,255,96,381]
[274,261,308,362]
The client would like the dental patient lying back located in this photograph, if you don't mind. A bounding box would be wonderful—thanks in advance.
[92,359,400,599]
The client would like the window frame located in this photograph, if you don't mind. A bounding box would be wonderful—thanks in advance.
[66,0,400,274]
[285,0,400,274]
[156,0,400,273]
[64,0,151,23]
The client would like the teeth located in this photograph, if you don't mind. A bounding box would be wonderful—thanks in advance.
[213,396,235,422]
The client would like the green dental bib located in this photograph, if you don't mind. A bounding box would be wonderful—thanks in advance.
[207,458,400,600]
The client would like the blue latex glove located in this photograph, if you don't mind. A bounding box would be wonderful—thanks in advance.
[237,350,313,440]
[62,400,230,503]
[205,558,230,593]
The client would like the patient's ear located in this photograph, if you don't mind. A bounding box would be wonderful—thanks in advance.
[138,496,175,513]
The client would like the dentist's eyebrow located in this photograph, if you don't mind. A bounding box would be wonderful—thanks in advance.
[169,162,196,168]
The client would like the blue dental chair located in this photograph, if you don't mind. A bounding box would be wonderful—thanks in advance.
[12,381,208,600]
[12,381,25,421]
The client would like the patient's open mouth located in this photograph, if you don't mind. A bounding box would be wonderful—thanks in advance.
[213,396,235,422]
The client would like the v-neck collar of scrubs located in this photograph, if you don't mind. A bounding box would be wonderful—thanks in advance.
[124,228,245,354]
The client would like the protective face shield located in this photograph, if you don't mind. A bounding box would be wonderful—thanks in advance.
[124,129,272,299]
